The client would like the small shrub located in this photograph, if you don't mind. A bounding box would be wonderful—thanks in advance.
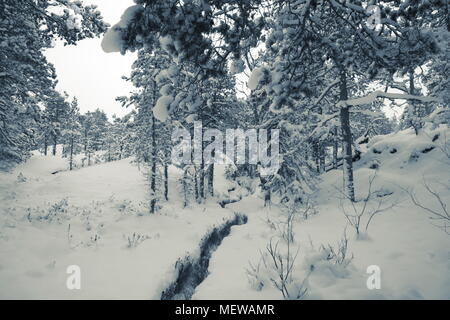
[124,232,151,249]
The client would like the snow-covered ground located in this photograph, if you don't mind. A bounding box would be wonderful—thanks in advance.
[193,126,450,300]
[1,126,449,299]
[0,150,237,299]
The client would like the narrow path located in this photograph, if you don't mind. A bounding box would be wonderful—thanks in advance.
[160,212,248,300]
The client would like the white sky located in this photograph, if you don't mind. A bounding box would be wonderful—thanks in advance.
[44,0,137,118]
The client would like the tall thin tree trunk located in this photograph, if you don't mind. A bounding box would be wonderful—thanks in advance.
[333,127,339,169]
[69,136,74,171]
[52,135,57,156]
[339,70,355,202]
[44,136,48,156]
[208,163,214,197]
[409,70,421,135]
[164,164,169,201]
[194,168,199,201]
[200,160,205,200]
[84,129,88,152]
[319,143,325,173]
[313,142,320,173]
[150,114,157,214]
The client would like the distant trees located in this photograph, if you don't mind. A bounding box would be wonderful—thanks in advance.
[119,49,174,213]
[101,0,448,210]
[79,109,108,165]
[0,0,107,165]
[63,98,82,171]
[44,91,72,156]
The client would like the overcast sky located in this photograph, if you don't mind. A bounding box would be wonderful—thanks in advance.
[44,0,137,118]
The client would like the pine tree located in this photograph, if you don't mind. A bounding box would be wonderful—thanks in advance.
[63,97,82,171]
[0,0,107,165]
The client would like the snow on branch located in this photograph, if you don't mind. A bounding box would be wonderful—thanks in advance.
[337,91,439,108]
[312,79,340,109]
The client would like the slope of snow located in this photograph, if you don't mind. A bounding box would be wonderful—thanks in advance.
[193,125,450,300]
[1,126,449,300]
[0,154,235,299]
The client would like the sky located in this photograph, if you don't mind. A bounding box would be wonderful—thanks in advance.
[44,0,137,118]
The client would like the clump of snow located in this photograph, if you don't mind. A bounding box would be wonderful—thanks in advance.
[153,95,174,122]
[66,14,81,30]
[247,66,267,90]
[159,35,175,55]
[185,114,197,124]
[159,84,173,96]
[101,5,143,54]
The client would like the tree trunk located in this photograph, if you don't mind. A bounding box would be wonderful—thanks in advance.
[313,142,320,173]
[333,127,339,169]
[194,168,199,201]
[69,136,74,171]
[208,163,214,197]
[409,70,421,135]
[319,143,325,173]
[260,175,271,207]
[339,70,355,202]
[84,129,88,152]
[164,164,169,201]
[150,114,157,214]
[44,136,48,156]
[52,135,57,156]
[200,160,205,200]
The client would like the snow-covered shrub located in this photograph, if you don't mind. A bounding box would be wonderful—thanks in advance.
[338,173,396,239]
[302,247,352,280]
[124,232,151,249]
[247,237,308,299]
[26,198,70,223]
[247,208,308,299]
[178,166,196,208]
[404,179,450,235]
[16,172,27,183]
[431,129,450,161]
[318,230,353,268]
[113,199,147,217]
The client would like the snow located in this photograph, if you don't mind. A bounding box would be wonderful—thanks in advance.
[66,15,81,31]
[101,5,143,54]
[1,127,449,299]
[247,66,266,90]
[193,126,450,300]
[153,95,174,122]
[0,152,237,299]
[338,91,440,107]
[159,36,175,55]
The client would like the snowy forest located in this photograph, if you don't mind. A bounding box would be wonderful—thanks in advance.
[0,0,449,300]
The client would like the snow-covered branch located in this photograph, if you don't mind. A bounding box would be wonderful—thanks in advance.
[312,79,340,109]
[337,91,439,108]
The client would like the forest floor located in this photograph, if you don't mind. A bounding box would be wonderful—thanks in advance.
[0,126,449,299]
